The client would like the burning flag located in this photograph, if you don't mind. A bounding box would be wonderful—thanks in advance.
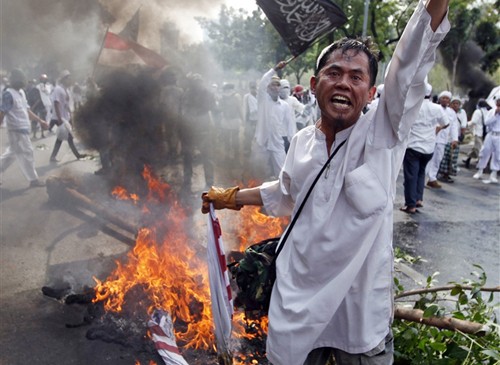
[148,310,189,365]
[256,0,347,57]
[206,204,234,363]
[98,31,168,69]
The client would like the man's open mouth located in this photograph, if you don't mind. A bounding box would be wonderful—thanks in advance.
[332,95,351,109]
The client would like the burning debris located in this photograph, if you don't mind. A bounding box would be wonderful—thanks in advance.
[43,165,288,364]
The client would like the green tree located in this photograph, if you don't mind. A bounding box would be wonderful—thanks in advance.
[199,1,498,93]
[197,6,318,84]
[440,2,481,93]
[197,6,269,72]
[475,0,500,75]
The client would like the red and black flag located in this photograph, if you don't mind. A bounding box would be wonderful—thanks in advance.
[257,0,347,57]
[99,31,168,69]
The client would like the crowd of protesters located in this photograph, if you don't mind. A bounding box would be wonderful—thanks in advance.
[399,84,499,214]
[0,62,498,198]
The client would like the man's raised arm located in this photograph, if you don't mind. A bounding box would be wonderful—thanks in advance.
[426,0,450,31]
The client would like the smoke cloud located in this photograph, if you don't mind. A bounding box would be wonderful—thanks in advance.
[1,0,231,80]
[441,40,496,116]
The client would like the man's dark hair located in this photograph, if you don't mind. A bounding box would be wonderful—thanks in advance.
[315,37,380,87]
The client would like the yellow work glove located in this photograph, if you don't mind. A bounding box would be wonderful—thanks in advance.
[201,186,242,214]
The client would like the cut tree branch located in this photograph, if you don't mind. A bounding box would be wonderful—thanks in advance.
[395,285,500,299]
[394,306,490,336]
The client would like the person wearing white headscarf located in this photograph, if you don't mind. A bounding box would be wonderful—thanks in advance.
[426,90,456,188]
[279,79,309,131]
[254,67,296,178]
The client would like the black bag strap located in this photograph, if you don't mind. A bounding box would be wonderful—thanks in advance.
[275,138,347,257]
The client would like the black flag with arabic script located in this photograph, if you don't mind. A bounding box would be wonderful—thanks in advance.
[257,0,347,57]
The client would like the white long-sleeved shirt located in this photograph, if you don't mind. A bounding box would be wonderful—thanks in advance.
[485,108,500,133]
[255,69,296,152]
[260,2,450,364]
[468,107,489,137]
[408,98,447,154]
[456,108,467,129]
[435,106,458,144]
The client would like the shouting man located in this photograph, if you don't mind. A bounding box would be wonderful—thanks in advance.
[202,1,450,364]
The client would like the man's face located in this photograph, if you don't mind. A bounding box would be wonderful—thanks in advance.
[310,48,375,127]
[450,100,461,112]
[267,81,281,101]
[439,96,450,108]
[279,86,290,100]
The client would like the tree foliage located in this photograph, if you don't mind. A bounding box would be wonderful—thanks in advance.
[438,0,498,98]
[198,0,499,91]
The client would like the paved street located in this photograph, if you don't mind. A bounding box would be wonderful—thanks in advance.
[0,128,499,364]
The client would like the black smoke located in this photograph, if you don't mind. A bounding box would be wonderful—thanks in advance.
[74,69,171,191]
[440,40,496,116]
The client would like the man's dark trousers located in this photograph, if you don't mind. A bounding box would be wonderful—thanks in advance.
[403,148,433,208]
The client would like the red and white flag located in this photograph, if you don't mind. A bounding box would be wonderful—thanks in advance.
[148,310,189,365]
[99,31,167,69]
[206,204,234,356]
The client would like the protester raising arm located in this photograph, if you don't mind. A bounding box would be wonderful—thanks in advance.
[426,0,450,31]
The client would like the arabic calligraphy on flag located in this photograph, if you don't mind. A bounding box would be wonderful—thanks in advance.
[257,0,347,56]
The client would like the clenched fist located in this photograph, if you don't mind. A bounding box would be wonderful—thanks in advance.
[201,186,242,214]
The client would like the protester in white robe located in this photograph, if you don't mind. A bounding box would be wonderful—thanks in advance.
[254,70,296,178]
[426,90,456,188]
[202,1,450,364]
[473,98,500,183]
[279,79,312,130]
[465,99,491,168]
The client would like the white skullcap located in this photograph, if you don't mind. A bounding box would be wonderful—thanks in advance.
[438,91,452,99]
[451,95,462,103]
[425,83,433,96]
[280,79,290,88]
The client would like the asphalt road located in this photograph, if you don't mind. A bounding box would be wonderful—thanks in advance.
[1,129,499,364]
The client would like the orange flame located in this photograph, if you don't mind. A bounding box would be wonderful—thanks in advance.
[94,166,287,362]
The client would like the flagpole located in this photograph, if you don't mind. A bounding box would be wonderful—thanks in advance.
[92,25,110,79]
[284,54,298,64]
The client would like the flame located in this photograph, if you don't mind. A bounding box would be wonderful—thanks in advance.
[112,186,139,204]
[93,167,288,363]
